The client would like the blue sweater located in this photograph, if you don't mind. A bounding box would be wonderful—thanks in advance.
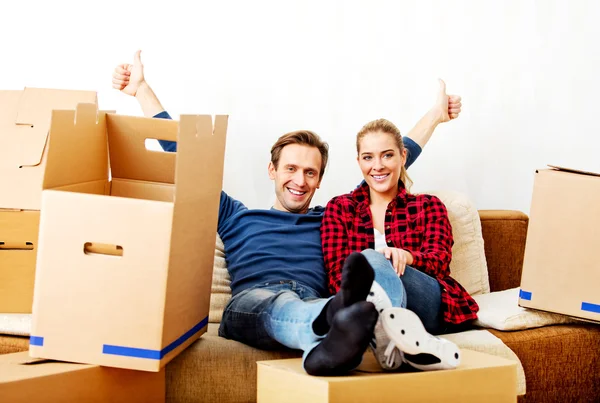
[154,112,421,297]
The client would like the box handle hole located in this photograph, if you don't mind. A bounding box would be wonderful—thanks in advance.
[84,242,123,257]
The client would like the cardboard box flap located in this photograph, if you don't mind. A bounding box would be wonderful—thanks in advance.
[548,165,600,177]
[15,88,97,167]
[0,90,25,170]
[106,114,177,184]
[0,352,49,365]
[42,104,109,191]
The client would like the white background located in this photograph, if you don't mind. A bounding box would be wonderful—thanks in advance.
[2,0,599,213]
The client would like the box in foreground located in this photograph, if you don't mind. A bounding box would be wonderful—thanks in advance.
[257,349,517,403]
[0,351,164,403]
[30,104,228,371]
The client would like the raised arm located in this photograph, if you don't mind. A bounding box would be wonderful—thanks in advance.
[112,50,175,151]
[112,50,165,118]
[404,79,462,149]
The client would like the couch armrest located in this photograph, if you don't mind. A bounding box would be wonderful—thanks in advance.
[478,210,529,292]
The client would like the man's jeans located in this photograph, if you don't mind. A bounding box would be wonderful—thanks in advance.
[218,280,330,364]
[218,249,445,367]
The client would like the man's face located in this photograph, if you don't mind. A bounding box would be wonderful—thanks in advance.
[268,144,322,214]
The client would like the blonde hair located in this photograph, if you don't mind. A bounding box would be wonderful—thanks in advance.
[356,118,413,191]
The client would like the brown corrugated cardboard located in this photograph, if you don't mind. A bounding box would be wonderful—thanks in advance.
[0,88,97,314]
[29,103,228,371]
[0,351,164,403]
[0,88,98,210]
[0,210,40,312]
[257,349,517,403]
[519,166,600,322]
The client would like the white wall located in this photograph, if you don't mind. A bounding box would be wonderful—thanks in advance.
[3,0,599,213]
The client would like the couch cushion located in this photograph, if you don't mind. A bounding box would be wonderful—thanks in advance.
[0,334,28,355]
[428,190,490,296]
[473,288,584,330]
[209,235,231,324]
[166,324,300,403]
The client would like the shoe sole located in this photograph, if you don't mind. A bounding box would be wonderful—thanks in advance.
[366,281,402,370]
[381,307,461,370]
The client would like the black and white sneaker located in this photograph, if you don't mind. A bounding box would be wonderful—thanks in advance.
[366,281,403,370]
[381,307,461,371]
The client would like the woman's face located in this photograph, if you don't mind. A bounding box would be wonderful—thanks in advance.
[357,131,406,198]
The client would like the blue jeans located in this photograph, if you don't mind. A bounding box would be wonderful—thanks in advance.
[361,249,445,335]
[218,280,331,364]
[218,249,445,368]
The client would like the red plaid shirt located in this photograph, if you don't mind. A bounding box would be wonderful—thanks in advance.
[321,182,479,325]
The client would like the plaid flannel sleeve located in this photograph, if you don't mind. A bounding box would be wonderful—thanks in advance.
[408,196,453,279]
[321,198,350,295]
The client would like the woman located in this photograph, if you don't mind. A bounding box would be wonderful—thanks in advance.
[321,118,478,371]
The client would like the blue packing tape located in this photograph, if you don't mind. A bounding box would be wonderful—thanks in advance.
[519,289,532,301]
[581,302,600,314]
[29,336,44,346]
[102,316,209,360]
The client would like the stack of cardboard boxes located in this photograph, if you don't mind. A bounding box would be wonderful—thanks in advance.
[0,88,228,401]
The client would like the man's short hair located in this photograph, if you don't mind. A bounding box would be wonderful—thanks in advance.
[270,130,329,179]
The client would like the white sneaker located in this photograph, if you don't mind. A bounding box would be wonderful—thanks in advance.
[366,281,403,370]
[381,307,461,371]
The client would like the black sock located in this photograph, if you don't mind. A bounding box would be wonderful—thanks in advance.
[305,301,378,376]
[313,252,375,336]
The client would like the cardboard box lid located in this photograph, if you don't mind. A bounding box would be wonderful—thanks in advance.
[0,88,97,209]
[0,352,96,383]
[0,352,165,403]
[547,165,600,177]
[258,349,516,381]
[12,88,98,167]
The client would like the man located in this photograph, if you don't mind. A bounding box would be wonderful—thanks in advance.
[111,50,462,375]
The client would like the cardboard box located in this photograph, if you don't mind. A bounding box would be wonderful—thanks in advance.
[519,166,600,322]
[29,103,228,371]
[0,88,97,313]
[0,88,98,211]
[0,351,164,403]
[0,210,40,312]
[257,349,517,403]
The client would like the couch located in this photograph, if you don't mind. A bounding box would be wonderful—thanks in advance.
[1,210,599,402]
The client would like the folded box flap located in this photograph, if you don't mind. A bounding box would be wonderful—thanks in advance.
[547,165,600,177]
[15,87,97,167]
[106,113,177,184]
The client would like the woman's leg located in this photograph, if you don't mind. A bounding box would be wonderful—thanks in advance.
[360,249,406,308]
[400,266,445,335]
[359,248,444,335]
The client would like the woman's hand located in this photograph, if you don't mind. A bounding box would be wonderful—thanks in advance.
[377,247,414,276]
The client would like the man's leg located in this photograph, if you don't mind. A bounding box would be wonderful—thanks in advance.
[218,284,326,351]
[220,253,379,375]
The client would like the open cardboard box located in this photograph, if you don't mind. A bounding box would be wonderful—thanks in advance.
[0,88,97,313]
[519,165,600,322]
[29,103,228,371]
[0,352,164,403]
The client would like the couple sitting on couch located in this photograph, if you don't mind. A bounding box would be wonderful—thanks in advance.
[112,51,478,376]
